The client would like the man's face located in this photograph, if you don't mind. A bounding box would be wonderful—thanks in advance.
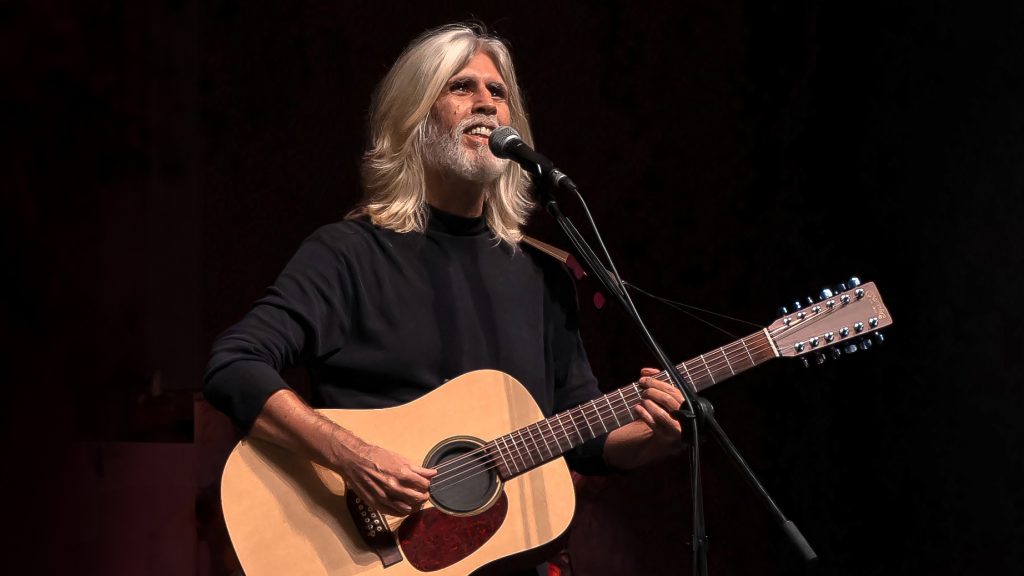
[424,52,511,183]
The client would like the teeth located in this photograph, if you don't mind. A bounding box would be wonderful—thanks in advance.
[466,126,493,136]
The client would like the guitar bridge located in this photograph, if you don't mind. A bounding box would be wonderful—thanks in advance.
[346,491,403,567]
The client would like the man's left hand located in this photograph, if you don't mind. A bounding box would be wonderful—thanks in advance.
[635,367,686,448]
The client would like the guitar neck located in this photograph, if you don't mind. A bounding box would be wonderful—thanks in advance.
[488,329,778,479]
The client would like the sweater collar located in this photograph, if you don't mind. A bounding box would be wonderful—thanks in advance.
[426,204,488,236]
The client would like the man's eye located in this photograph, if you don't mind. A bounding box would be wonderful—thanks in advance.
[489,84,507,99]
[449,80,471,93]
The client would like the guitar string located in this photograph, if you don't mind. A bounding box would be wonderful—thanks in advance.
[431,306,863,491]
[432,336,772,492]
[429,336,783,485]
[432,345,782,491]
[430,386,646,493]
[430,388,643,492]
[429,381,648,480]
[430,337,784,488]
[430,363,700,488]
[432,333,784,491]
[429,332,777,477]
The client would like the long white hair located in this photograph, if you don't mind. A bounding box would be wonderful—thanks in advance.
[349,23,535,244]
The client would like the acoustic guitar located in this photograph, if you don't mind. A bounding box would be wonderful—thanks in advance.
[220,281,892,575]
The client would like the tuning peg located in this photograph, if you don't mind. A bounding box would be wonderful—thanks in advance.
[858,336,873,351]
[776,305,788,317]
[800,357,810,368]
[829,347,842,360]
[791,300,803,311]
[872,332,885,345]
[804,296,816,307]
[814,351,826,365]
[834,282,847,293]
[847,276,862,288]
[818,288,834,301]
[843,342,859,354]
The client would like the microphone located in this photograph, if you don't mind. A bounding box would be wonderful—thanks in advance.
[489,126,577,192]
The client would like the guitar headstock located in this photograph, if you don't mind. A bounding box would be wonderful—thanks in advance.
[768,277,892,367]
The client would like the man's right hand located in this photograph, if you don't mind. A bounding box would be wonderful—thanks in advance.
[249,389,437,518]
[333,437,437,517]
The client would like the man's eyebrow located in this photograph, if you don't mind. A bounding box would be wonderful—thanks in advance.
[446,74,506,86]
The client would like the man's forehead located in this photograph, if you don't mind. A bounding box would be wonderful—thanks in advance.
[448,52,505,83]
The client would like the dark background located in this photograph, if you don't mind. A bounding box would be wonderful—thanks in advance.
[5,0,1023,575]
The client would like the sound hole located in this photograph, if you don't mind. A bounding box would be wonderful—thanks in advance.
[425,437,501,515]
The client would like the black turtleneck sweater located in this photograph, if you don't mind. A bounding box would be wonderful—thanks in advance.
[204,207,608,471]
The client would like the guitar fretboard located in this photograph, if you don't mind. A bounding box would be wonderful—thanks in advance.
[486,329,777,479]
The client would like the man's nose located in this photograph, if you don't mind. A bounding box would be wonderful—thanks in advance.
[472,88,497,116]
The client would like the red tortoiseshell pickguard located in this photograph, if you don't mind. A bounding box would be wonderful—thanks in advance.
[397,494,508,571]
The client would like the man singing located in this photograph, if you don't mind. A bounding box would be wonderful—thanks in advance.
[205,22,685,576]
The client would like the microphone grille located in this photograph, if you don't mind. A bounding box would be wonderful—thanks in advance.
[488,126,521,158]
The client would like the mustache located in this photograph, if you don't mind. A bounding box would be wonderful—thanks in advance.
[425,113,500,140]
[456,115,499,133]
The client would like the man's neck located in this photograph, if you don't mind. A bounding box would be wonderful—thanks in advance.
[424,168,488,218]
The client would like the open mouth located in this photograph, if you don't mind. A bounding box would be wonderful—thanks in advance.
[463,124,495,139]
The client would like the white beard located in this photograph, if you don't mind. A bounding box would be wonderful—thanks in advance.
[423,114,506,184]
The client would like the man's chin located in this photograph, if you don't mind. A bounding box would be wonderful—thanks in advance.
[458,152,504,182]
[425,142,505,184]
[462,168,504,185]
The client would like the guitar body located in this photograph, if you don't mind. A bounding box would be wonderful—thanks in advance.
[221,369,576,576]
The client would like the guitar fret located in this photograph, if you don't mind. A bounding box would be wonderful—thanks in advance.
[545,419,560,453]
[513,435,528,473]
[581,405,597,438]
[720,347,735,376]
[630,383,642,411]
[618,388,633,422]
[580,403,590,431]
[557,415,575,447]
[632,384,642,419]
[739,336,756,367]
[521,426,537,463]
[678,362,696,390]
[530,424,550,460]
[567,411,585,444]
[591,399,608,434]
[493,437,513,477]
[555,418,568,454]
[606,395,621,428]
[542,423,555,457]
[503,433,523,473]
[516,426,532,467]
[700,353,716,384]
[506,434,523,474]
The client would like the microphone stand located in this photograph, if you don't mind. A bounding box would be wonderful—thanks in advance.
[529,171,817,576]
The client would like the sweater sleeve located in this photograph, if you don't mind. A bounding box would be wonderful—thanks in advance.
[203,226,353,429]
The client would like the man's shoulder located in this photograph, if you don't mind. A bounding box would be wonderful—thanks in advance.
[306,217,387,251]
[518,238,583,300]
